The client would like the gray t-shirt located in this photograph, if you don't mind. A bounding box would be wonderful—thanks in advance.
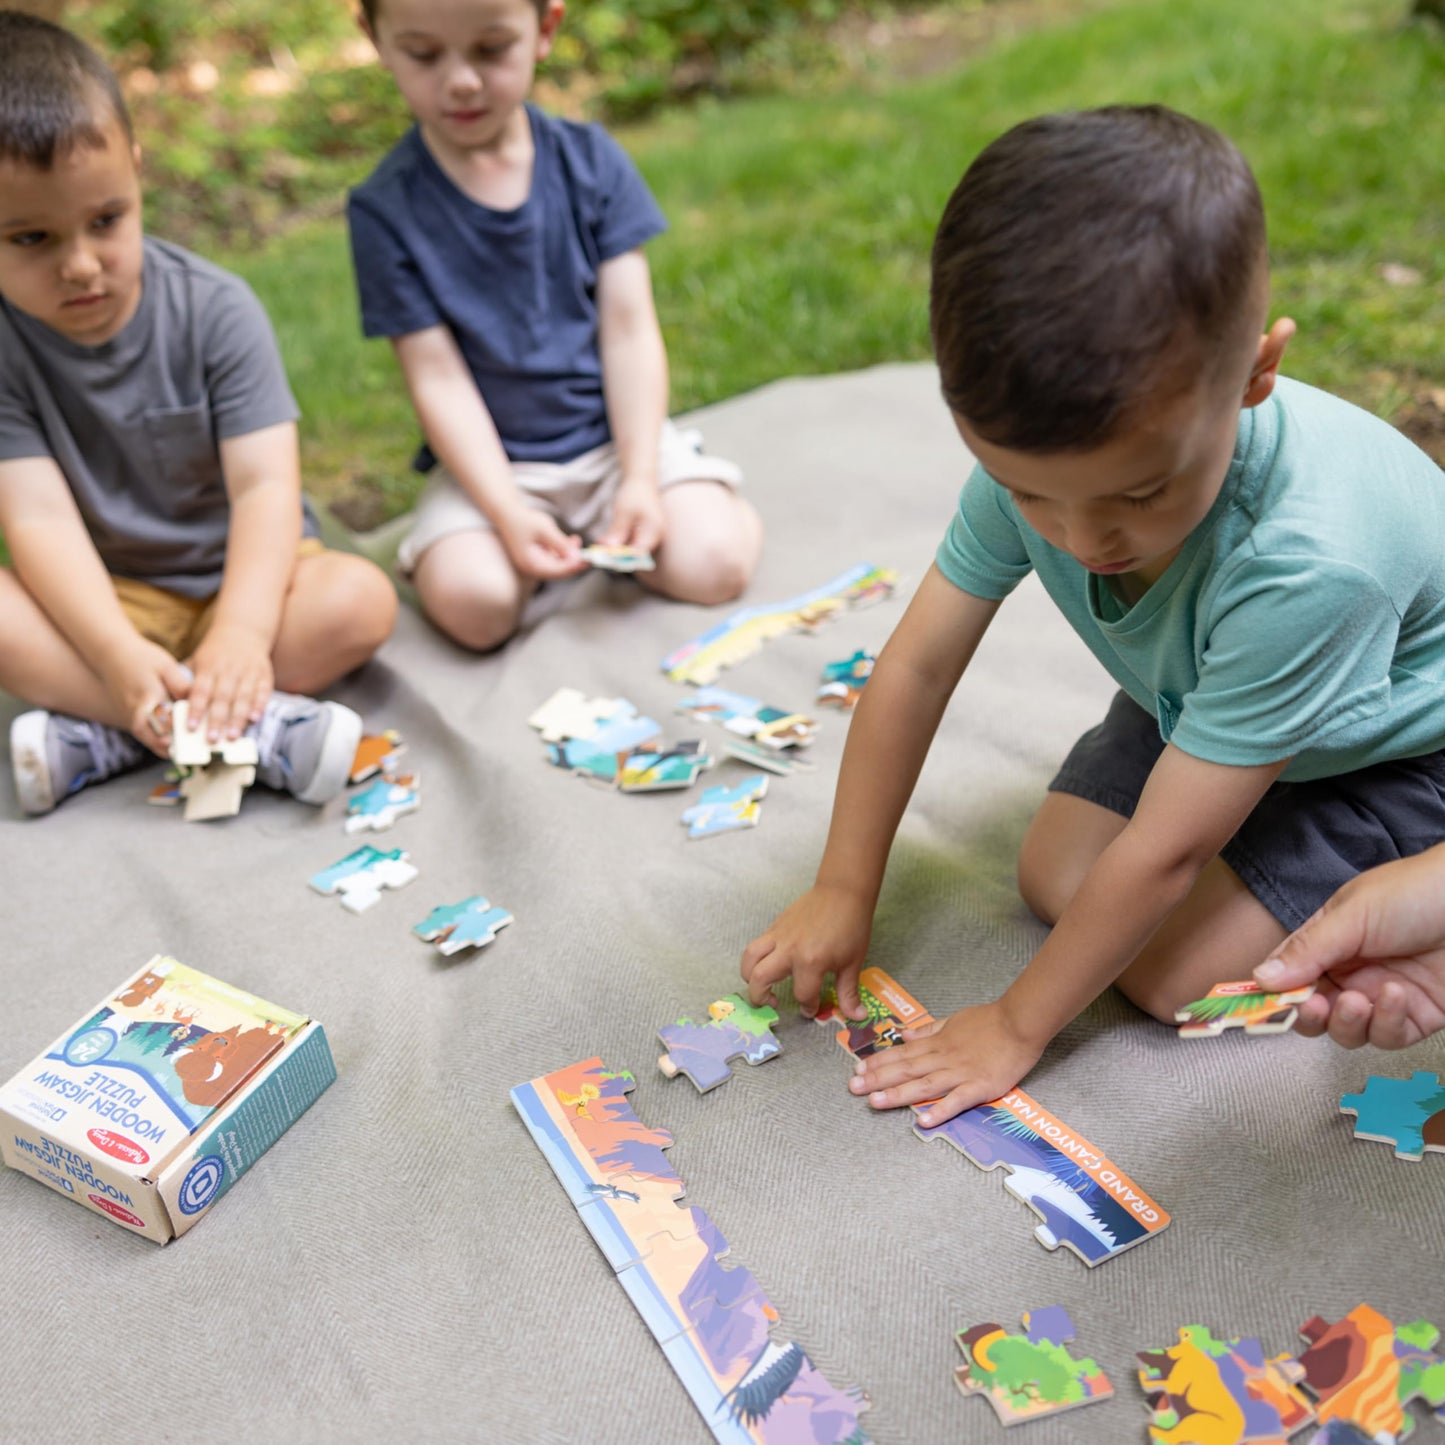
[0,237,304,598]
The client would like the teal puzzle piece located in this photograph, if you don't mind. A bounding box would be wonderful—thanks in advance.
[413,896,514,956]
[1340,1071,1445,1160]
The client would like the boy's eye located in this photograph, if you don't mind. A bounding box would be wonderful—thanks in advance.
[403,49,439,64]
[1122,484,1168,509]
[1009,490,1043,507]
[92,212,123,233]
[6,231,48,249]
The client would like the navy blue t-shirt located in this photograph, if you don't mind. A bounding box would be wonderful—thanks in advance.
[347,107,667,468]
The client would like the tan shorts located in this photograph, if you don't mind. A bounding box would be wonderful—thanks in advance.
[113,537,327,660]
[396,421,743,575]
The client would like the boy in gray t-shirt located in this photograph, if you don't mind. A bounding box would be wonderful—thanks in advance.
[0,16,397,815]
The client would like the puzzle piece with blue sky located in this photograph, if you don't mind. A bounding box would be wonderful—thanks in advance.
[412,896,514,956]
[1340,1072,1445,1160]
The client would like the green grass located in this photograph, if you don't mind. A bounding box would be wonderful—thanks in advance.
[227,0,1443,516]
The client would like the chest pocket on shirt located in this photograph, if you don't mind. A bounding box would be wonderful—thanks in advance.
[143,403,220,513]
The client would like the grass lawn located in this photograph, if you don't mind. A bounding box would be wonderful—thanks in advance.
[228,0,1443,522]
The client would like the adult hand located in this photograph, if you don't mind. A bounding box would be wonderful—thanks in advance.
[100,637,192,757]
[599,477,665,555]
[741,884,874,1019]
[496,507,586,581]
[1254,848,1445,1049]
[849,1000,1047,1128]
[186,619,274,741]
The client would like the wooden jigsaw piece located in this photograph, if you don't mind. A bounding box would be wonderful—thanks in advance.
[657,993,781,1090]
[308,845,418,914]
[817,649,876,710]
[1339,1071,1445,1161]
[411,895,513,956]
[1175,979,1316,1038]
[164,701,260,820]
[676,687,817,751]
[527,688,626,744]
[1297,1304,1445,1441]
[680,775,769,841]
[721,737,817,775]
[348,728,405,784]
[618,739,713,792]
[345,771,421,833]
[815,965,937,1058]
[178,760,256,822]
[1136,1326,1315,1444]
[580,542,655,572]
[954,1305,1113,1426]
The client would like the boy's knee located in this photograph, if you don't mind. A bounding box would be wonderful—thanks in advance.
[1016,845,1062,926]
[420,572,524,653]
[325,555,398,653]
[1113,960,1186,1025]
[685,546,753,606]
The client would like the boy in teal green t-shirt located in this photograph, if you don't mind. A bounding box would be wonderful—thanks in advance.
[741,105,1445,1127]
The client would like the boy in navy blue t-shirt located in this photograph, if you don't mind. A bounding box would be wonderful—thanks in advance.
[349,0,763,650]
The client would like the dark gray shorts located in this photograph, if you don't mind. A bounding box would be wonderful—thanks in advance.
[1049,691,1445,930]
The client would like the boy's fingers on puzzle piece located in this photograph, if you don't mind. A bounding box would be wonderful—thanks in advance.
[1291,990,1333,1039]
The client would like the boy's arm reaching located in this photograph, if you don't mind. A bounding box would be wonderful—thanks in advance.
[596,249,668,553]
[186,420,303,741]
[742,565,1002,1016]
[0,455,189,751]
[391,327,584,580]
[856,743,1287,1126]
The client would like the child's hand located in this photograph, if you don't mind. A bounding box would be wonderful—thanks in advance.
[496,508,586,580]
[741,884,874,1019]
[186,620,275,742]
[1254,848,1445,1049]
[600,478,665,555]
[849,1001,1046,1128]
[100,638,193,757]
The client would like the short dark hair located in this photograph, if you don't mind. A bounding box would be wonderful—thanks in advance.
[930,105,1266,451]
[0,10,134,170]
[359,0,551,28]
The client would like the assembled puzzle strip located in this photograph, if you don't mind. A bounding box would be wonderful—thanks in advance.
[511,1059,872,1443]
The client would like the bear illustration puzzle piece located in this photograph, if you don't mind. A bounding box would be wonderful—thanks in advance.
[954,1306,1113,1426]
[1174,980,1316,1038]
[1297,1304,1445,1440]
[309,845,418,913]
[657,994,782,1091]
[412,896,513,956]
[345,772,421,833]
[1136,1325,1315,1443]
[1339,1072,1445,1161]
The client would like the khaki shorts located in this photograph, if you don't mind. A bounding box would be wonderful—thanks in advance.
[113,537,327,660]
[396,421,743,575]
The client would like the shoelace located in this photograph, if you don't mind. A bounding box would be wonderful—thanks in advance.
[249,698,304,784]
[86,720,146,778]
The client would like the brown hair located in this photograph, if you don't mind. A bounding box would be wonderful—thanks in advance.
[359,0,552,27]
[930,105,1266,451]
[0,10,134,170]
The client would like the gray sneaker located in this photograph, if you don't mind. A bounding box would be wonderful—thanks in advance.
[249,692,361,805]
[10,710,151,816]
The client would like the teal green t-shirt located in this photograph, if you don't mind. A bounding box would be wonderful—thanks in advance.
[936,378,1445,782]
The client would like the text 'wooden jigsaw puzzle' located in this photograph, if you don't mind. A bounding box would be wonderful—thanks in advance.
[511,1060,872,1444]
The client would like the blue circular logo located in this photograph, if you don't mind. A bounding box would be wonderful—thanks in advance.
[178,1156,225,1215]
[64,1027,117,1066]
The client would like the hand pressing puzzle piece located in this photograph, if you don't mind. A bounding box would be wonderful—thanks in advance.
[1136,1325,1315,1444]
[345,772,421,833]
[1339,1071,1445,1161]
[309,845,418,914]
[581,542,655,572]
[1297,1305,1445,1442]
[658,994,782,1091]
[412,895,513,956]
[680,775,769,840]
[165,700,260,821]
[815,965,937,1058]
[1174,980,1316,1037]
[954,1306,1112,1426]
[349,728,405,784]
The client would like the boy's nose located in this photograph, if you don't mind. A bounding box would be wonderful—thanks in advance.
[447,62,483,96]
[59,242,102,285]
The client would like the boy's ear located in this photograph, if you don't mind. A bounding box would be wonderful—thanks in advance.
[537,0,566,56]
[1242,317,1296,408]
[356,8,377,48]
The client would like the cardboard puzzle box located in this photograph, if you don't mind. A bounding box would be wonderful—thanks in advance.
[0,955,334,1242]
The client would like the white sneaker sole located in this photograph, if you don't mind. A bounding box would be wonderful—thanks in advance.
[295,702,364,806]
[10,710,56,816]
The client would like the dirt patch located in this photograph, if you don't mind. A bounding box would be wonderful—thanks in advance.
[1395,386,1445,466]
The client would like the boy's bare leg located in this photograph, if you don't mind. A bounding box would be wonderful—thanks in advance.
[1018,789,1288,1023]
[645,481,762,606]
[0,568,131,730]
[412,529,535,653]
[268,551,397,692]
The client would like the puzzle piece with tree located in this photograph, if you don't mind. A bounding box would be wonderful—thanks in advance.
[1297,1304,1445,1440]
[1136,1324,1315,1443]
[954,1305,1113,1426]
[1339,1071,1445,1161]
[309,845,418,913]
[658,994,782,1091]
[1174,980,1316,1038]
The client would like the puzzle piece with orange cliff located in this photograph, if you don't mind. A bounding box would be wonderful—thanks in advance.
[1339,1072,1445,1161]
[1174,980,1316,1038]
[1136,1325,1315,1444]
[349,729,406,784]
[1297,1304,1445,1441]
[511,1059,873,1443]
[658,994,782,1091]
[955,1305,1112,1426]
